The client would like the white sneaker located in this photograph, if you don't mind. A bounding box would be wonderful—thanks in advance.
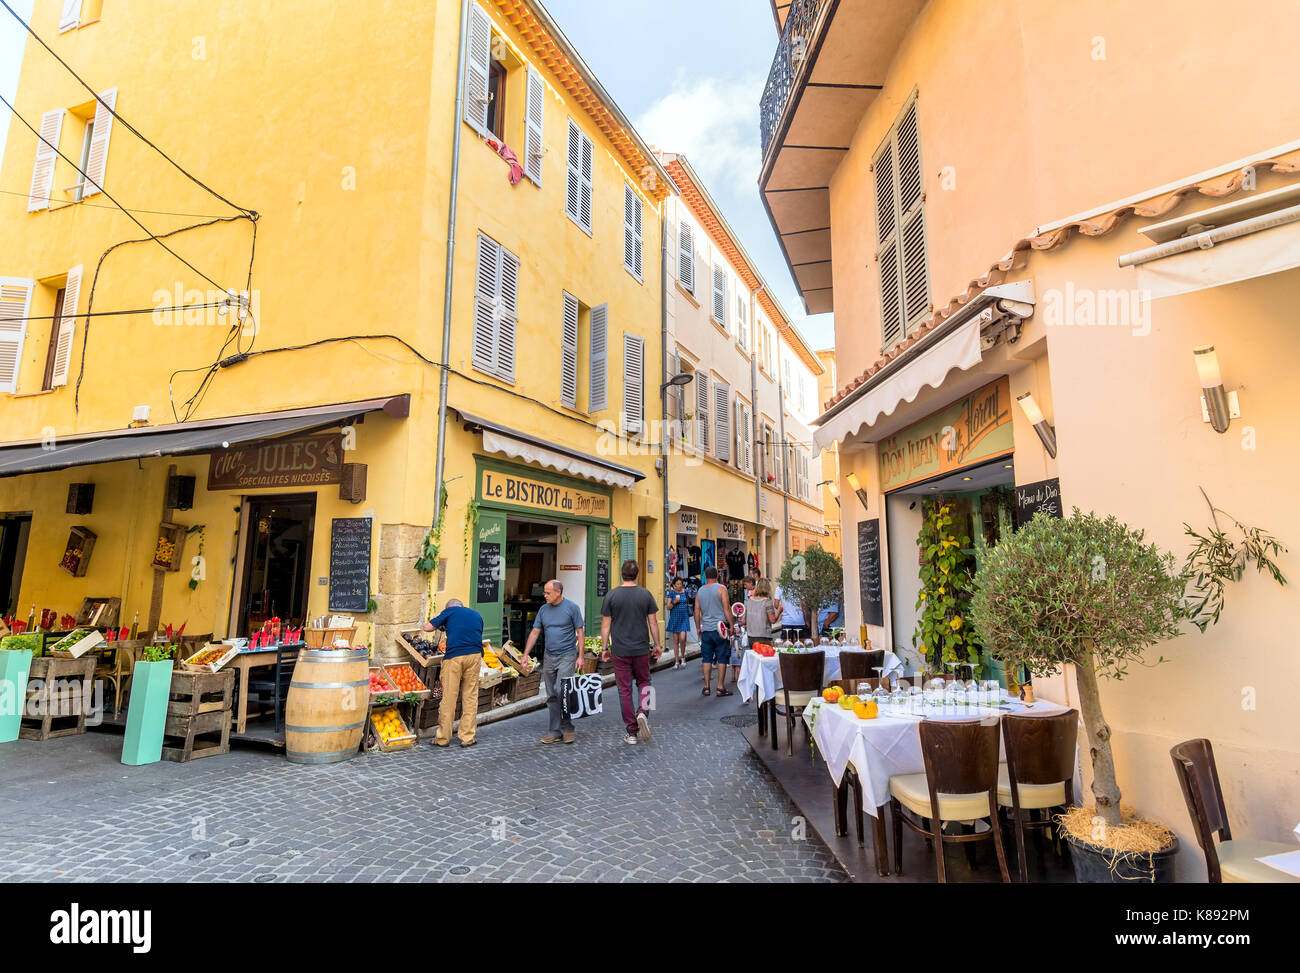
[636,712,652,742]
[624,733,638,745]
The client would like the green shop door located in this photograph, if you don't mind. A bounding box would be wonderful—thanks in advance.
[472,510,508,645]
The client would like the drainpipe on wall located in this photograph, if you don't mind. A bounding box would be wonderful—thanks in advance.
[777,351,791,561]
[749,287,762,563]
[432,0,471,552]
[660,206,670,596]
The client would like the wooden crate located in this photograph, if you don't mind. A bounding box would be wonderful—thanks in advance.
[510,670,543,702]
[58,526,96,577]
[304,626,357,648]
[20,655,95,740]
[152,522,188,572]
[370,705,417,752]
[161,669,235,762]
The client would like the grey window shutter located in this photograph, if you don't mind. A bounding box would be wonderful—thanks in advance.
[897,98,929,329]
[523,66,545,185]
[736,294,748,350]
[678,220,694,292]
[714,380,731,463]
[624,183,642,280]
[560,292,579,408]
[622,333,644,435]
[565,119,582,225]
[712,266,726,325]
[589,302,608,411]
[497,249,518,379]
[579,131,593,232]
[472,233,501,373]
[464,6,492,134]
[0,278,35,393]
[695,370,710,451]
[27,109,64,211]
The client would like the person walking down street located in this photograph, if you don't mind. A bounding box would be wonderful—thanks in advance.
[424,599,485,748]
[694,566,732,697]
[665,576,691,669]
[732,576,756,685]
[745,578,781,651]
[522,580,584,745]
[601,559,661,745]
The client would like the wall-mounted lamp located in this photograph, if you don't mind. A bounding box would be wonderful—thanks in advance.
[816,479,841,508]
[1016,391,1057,459]
[1193,345,1239,434]
[845,472,870,511]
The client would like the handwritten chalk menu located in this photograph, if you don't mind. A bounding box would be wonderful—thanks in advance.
[857,519,884,627]
[477,542,502,605]
[1013,477,1063,528]
[328,518,371,612]
[596,558,610,598]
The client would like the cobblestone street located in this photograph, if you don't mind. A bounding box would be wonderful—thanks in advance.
[0,664,847,883]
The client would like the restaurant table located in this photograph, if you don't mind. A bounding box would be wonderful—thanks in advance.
[227,645,298,734]
[806,694,1072,875]
[736,645,903,706]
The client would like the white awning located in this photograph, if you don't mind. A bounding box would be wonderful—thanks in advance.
[481,428,637,490]
[813,317,983,450]
[1133,218,1300,300]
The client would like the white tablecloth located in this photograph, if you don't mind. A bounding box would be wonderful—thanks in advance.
[736,646,902,704]
[808,695,1071,817]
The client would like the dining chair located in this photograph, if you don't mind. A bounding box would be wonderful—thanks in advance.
[777,650,824,756]
[889,718,1011,882]
[1000,709,1077,882]
[837,650,871,683]
[107,644,139,715]
[1170,738,1300,883]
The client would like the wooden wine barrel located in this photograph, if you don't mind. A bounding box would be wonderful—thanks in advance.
[285,647,369,764]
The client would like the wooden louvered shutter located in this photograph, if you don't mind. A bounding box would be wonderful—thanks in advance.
[472,233,500,373]
[497,248,518,379]
[896,98,929,331]
[619,529,636,565]
[560,292,579,408]
[565,120,582,227]
[678,220,694,292]
[82,88,117,197]
[589,303,608,411]
[579,132,593,232]
[622,333,644,435]
[714,381,730,462]
[742,404,753,473]
[874,135,903,352]
[712,266,726,325]
[50,264,82,388]
[695,371,709,451]
[59,0,82,32]
[736,294,748,350]
[0,278,34,393]
[523,66,545,185]
[464,4,492,133]
[27,109,64,212]
[623,184,642,281]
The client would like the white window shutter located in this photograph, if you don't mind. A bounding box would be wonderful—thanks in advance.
[589,303,608,412]
[714,381,731,463]
[523,66,545,185]
[622,333,644,435]
[0,278,34,393]
[50,264,83,388]
[678,220,694,292]
[580,132,593,232]
[736,294,748,349]
[623,183,642,281]
[472,233,500,373]
[560,292,579,408]
[695,371,709,451]
[711,266,726,324]
[742,404,753,473]
[82,88,117,197]
[497,248,518,379]
[27,109,64,212]
[59,0,82,32]
[565,119,582,226]
[464,4,492,134]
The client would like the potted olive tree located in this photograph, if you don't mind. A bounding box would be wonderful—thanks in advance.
[969,509,1186,882]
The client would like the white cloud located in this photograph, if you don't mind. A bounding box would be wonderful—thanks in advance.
[635,73,764,188]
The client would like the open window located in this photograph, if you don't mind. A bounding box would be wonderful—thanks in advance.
[464,3,544,185]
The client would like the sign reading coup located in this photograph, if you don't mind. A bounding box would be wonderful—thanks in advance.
[208,433,344,490]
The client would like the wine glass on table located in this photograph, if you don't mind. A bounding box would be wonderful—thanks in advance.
[944,662,964,709]
[872,666,890,710]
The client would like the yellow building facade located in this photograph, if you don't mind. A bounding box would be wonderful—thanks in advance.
[0,0,669,658]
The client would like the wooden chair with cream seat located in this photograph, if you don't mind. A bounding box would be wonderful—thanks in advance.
[1000,709,1078,882]
[889,718,1012,883]
[1170,738,1300,883]
[777,650,824,756]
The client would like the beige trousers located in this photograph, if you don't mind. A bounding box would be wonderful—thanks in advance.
[436,653,481,745]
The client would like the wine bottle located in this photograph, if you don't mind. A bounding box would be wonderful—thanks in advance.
[26,604,36,632]
[129,610,139,640]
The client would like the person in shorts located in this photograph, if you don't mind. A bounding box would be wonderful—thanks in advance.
[665,576,691,669]
[693,566,732,697]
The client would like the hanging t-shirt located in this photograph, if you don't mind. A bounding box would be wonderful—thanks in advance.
[748,552,760,576]
[686,545,702,576]
[667,546,678,578]
[725,547,746,581]
[685,576,701,606]
[700,540,715,571]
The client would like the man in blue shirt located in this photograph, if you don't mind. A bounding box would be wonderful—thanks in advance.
[522,579,584,744]
[425,598,485,748]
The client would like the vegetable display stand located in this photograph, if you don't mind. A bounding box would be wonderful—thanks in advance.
[122,659,175,764]
[21,655,95,741]
[0,649,34,743]
[304,626,357,649]
[161,669,234,762]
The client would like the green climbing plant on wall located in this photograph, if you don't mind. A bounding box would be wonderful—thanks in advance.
[415,483,450,576]
[464,500,480,563]
[913,496,979,671]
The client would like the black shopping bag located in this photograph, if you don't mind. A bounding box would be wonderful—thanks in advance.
[560,672,603,720]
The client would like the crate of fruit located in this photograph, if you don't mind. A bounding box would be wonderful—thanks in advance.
[396,629,442,664]
[183,642,240,673]
[370,705,417,752]
[383,663,430,698]
[48,628,105,659]
[368,666,398,697]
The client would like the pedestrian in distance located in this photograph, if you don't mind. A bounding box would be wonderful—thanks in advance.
[522,579,584,745]
[424,598,485,748]
[745,578,781,651]
[694,565,733,697]
[601,559,661,745]
[665,576,690,669]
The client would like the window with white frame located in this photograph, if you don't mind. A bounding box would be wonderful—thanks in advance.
[463,4,545,184]
[559,292,607,413]
[565,118,593,233]
[873,92,928,353]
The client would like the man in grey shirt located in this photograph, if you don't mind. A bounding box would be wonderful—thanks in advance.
[522,579,585,744]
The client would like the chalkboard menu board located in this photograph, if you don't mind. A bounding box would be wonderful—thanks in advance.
[596,558,610,598]
[1013,477,1063,528]
[328,518,372,612]
[857,519,884,627]
[477,542,502,605]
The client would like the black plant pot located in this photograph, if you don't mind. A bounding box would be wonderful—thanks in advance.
[1064,831,1179,883]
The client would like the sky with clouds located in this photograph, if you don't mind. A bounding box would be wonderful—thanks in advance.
[0,0,833,348]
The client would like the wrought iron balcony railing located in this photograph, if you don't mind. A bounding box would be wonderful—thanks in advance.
[759,0,826,161]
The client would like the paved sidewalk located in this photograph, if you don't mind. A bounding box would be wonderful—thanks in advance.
[0,662,847,883]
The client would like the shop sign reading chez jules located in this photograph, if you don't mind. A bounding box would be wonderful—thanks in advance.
[878,377,1014,491]
[208,433,344,490]
[481,469,610,519]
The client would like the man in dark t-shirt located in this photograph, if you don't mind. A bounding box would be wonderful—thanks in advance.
[600,559,661,745]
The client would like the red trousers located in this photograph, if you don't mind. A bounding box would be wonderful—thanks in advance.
[612,654,651,734]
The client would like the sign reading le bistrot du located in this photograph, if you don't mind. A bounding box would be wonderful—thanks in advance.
[208,433,344,490]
